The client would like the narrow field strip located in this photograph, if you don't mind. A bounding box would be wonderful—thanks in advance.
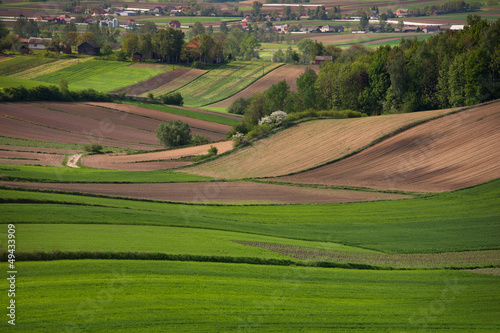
[0,181,412,204]
[0,150,64,167]
[0,56,57,76]
[12,57,93,80]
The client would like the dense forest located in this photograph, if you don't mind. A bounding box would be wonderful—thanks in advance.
[231,15,500,132]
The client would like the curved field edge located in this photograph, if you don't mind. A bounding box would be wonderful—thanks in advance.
[182,105,464,179]
[0,178,498,253]
[0,260,498,332]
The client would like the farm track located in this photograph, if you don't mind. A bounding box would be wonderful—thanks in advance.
[0,181,411,204]
[276,102,500,192]
[184,107,456,179]
[81,141,233,171]
[209,65,320,109]
[111,68,206,97]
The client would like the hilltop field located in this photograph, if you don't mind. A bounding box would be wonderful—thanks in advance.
[0,2,499,330]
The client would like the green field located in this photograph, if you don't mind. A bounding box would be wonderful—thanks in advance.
[121,101,241,126]
[176,61,282,106]
[135,16,240,24]
[1,178,499,253]
[0,76,54,89]
[0,165,211,183]
[0,56,57,76]
[34,60,167,92]
[0,260,498,332]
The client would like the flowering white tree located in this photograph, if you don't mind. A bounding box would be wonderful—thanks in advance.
[258,111,287,127]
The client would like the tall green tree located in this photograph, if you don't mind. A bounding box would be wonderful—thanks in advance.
[13,18,39,38]
[296,68,317,109]
[151,27,184,63]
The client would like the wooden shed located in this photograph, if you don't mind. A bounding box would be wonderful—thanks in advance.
[78,41,100,55]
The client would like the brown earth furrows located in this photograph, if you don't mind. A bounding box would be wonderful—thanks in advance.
[88,102,232,137]
[0,103,159,146]
[0,150,65,166]
[183,107,456,179]
[0,145,79,154]
[112,68,206,96]
[0,181,411,204]
[0,115,161,150]
[276,102,500,192]
[209,65,320,109]
[81,141,233,171]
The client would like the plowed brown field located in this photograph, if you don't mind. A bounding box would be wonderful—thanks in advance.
[209,65,320,109]
[275,102,500,192]
[0,150,65,167]
[82,141,233,171]
[0,181,411,204]
[184,107,456,179]
[112,68,206,97]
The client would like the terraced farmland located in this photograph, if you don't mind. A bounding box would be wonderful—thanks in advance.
[184,106,456,179]
[176,61,282,106]
[209,64,319,109]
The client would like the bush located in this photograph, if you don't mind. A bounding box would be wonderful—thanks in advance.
[160,92,184,106]
[83,142,103,153]
[207,145,218,156]
[258,110,288,127]
[156,120,191,147]
[231,132,247,148]
[228,97,251,115]
[191,134,210,145]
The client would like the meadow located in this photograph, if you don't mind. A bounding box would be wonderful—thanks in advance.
[34,60,167,92]
[0,56,56,76]
[0,260,498,332]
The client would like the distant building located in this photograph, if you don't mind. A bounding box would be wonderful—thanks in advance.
[62,45,72,54]
[133,52,142,62]
[315,56,332,65]
[168,20,181,28]
[78,41,100,55]
[450,25,465,30]
[320,25,344,33]
[395,9,409,17]
[28,37,52,50]
[422,25,439,33]
[19,45,30,55]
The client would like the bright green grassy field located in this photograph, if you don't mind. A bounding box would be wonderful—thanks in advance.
[0,56,57,76]
[0,76,54,89]
[176,61,282,106]
[1,178,498,253]
[0,260,498,332]
[33,60,167,92]
[120,101,241,126]
[0,165,211,183]
[134,16,240,24]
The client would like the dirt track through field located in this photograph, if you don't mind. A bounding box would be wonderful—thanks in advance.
[0,181,411,204]
[209,65,320,109]
[275,102,500,192]
[81,141,233,171]
[184,107,455,179]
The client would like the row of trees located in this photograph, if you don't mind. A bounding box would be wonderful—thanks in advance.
[230,15,499,135]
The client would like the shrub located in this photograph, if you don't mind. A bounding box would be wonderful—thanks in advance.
[228,97,251,115]
[191,134,211,145]
[258,110,288,127]
[83,142,103,153]
[207,145,218,156]
[231,132,247,148]
[147,92,156,103]
[160,92,184,106]
[156,120,191,147]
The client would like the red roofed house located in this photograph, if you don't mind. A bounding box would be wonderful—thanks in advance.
[168,20,181,28]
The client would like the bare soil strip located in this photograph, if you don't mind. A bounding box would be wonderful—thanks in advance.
[209,65,320,109]
[88,102,231,138]
[233,241,500,269]
[66,153,82,168]
[0,145,78,154]
[184,108,455,179]
[112,68,206,97]
[0,150,65,167]
[81,141,233,171]
[276,103,500,193]
[0,181,411,204]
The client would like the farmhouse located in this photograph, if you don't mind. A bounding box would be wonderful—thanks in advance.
[422,25,440,33]
[28,37,52,50]
[169,20,181,28]
[315,56,333,65]
[320,25,344,33]
[78,41,100,55]
[395,9,409,17]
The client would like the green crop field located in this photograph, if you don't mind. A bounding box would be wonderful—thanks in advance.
[135,17,240,24]
[0,56,56,76]
[176,61,282,106]
[0,76,54,89]
[122,101,241,126]
[34,60,167,92]
[0,260,498,332]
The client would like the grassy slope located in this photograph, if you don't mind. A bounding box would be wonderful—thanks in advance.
[0,76,54,89]
[0,260,498,332]
[34,60,166,92]
[0,56,57,76]
[120,101,240,126]
[176,61,282,106]
[1,178,498,253]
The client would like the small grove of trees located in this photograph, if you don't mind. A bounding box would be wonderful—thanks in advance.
[155,120,192,147]
[160,92,183,106]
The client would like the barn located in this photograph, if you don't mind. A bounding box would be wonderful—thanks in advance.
[78,41,100,55]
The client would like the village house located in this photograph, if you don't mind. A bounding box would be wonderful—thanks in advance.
[19,45,30,55]
[133,52,142,62]
[150,7,163,14]
[168,20,181,28]
[28,37,52,50]
[320,25,344,33]
[395,9,409,17]
[422,25,440,33]
[315,56,333,65]
[78,41,100,55]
